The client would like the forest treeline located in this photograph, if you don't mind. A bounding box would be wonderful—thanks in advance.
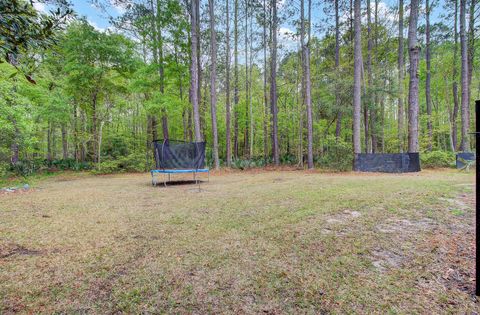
[0,0,478,175]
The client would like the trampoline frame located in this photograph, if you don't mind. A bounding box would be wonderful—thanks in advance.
[151,139,209,188]
[150,168,210,187]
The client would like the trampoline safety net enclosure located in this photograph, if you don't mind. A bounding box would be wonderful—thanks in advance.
[153,139,206,170]
[354,153,421,173]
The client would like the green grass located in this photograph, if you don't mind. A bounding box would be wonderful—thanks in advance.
[0,169,477,313]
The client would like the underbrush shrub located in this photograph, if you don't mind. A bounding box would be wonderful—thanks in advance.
[0,162,9,177]
[93,153,146,174]
[420,150,455,168]
[317,137,353,171]
[231,157,268,170]
[9,159,92,176]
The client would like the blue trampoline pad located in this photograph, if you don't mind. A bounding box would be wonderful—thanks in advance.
[150,169,209,174]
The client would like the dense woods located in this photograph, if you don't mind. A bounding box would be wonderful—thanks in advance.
[0,0,479,175]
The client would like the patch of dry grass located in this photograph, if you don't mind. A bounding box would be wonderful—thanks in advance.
[0,169,477,313]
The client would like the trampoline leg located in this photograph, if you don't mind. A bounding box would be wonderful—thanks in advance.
[168,173,171,182]
[164,173,167,187]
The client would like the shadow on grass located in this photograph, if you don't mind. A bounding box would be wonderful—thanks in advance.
[151,180,206,188]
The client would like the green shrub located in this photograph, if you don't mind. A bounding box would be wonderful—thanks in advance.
[0,162,9,178]
[420,151,455,168]
[92,153,146,175]
[116,153,146,172]
[92,160,120,174]
[317,137,353,171]
[231,157,268,170]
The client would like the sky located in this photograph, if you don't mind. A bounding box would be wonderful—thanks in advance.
[34,0,450,53]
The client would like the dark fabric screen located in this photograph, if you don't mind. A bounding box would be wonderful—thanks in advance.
[354,153,421,173]
[153,140,206,169]
[456,152,475,169]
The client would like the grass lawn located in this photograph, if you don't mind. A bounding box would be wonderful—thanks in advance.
[0,169,477,313]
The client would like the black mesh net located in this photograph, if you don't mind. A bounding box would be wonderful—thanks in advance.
[153,140,206,170]
[354,153,421,173]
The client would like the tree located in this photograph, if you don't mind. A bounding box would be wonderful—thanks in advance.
[407,0,420,153]
[334,0,342,142]
[270,0,280,165]
[425,0,433,151]
[234,0,240,157]
[190,0,202,142]
[0,0,72,76]
[225,0,232,166]
[209,0,220,169]
[397,0,405,152]
[451,0,459,150]
[353,0,362,156]
[301,0,314,169]
[459,0,469,151]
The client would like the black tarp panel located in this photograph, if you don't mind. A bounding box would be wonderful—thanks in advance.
[153,140,206,169]
[354,153,421,173]
[456,152,475,169]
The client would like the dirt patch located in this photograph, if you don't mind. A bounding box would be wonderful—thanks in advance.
[376,218,436,234]
[0,243,42,259]
[371,248,404,272]
[325,210,362,225]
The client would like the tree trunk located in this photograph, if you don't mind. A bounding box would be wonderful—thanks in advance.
[47,122,52,162]
[301,0,313,169]
[371,0,379,152]
[61,123,68,159]
[156,0,168,140]
[365,0,372,153]
[397,0,405,152]
[263,0,269,160]
[92,91,98,162]
[425,0,433,151]
[234,0,239,158]
[225,0,232,166]
[467,0,475,102]
[270,0,280,165]
[452,0,459,150]
[209,0,220,169]
[73,102,79,161]
[334,0,341,142]
[98,121,104,165]
[190,0,202,141]
[459,0,470,151]
[353,0,362,155]
[407,0,420,153]
[10,119,20,165]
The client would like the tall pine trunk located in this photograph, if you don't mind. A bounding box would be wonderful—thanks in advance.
[270,0,280,165]
[353,0,362,156]
[234,0,239,158]
[459,0,469,151]
[225,0,232,166]
[397,0,405,152]
[425,0,433,151]
[190,0,202,141]
[334,0,342,142]
[61,124,68,159]
[156,0,168,140]
[301,0,313,169]
[452,0,459,150]
[365,0,372,153]
[209,0,220,169]
[407,0,420,153]
[263,0,269,159]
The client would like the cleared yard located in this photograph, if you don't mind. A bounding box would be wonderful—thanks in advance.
[0,170,477,313]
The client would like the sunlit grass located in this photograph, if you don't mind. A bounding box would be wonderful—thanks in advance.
[0,169,476,313]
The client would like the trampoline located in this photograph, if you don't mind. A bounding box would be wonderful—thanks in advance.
[151,139,209,187]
